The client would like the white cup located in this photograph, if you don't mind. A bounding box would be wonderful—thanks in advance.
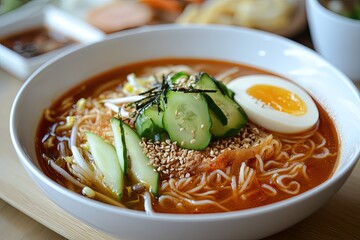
[306,0,360,82]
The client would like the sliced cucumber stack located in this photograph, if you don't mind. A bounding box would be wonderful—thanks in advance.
[163,90,212,150]
[86,132,124,199]
[133,71,247,150]
[88,117,159,199]
[111,117,159,196]
[111,118,128,175]
[122,123,159,196]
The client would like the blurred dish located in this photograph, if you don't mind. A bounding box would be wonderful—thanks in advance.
[86,1,153,33]
[60,0,306,37]
[0,26,77,58]
[176,0,307,37]
[0,5,105,79]
[83,0,203,32]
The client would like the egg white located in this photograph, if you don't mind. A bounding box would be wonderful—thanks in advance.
[227,75,319,134]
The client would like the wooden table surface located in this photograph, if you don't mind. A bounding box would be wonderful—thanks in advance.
[1,32,360,240]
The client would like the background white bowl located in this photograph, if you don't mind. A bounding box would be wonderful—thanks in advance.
[307,0,360,82]
[10,25,360,240]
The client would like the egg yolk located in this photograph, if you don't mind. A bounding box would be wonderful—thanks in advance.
[247,84,307,116]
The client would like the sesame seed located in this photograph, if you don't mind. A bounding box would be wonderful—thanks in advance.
[141,124,262,179]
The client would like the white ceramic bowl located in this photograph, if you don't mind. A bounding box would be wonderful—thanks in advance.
[10,25,360,240]
[307,0,360,82]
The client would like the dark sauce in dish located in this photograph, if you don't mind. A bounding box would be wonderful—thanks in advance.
[0,26,77,58]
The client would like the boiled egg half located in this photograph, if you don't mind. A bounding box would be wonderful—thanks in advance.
[227,75,319,134]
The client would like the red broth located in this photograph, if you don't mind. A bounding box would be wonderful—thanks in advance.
[36,58,339,213]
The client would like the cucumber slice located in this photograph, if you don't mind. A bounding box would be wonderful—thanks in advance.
[163,90,212,150]
[209,101,248,137]
[203,93,227,125]
[195,72,235,99]
[195,73,223,93]
[140,103,164,128]
[86,132,123,199]
[171,71,189,85]
[110,118,128,175]
[122,123,159,196]
[209,93,248,137]
[215,76,235,99]
[195,73,248,138]
[135,104,166,140]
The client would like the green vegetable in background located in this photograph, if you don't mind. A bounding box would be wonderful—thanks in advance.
[320,0,360,20]
[0,0,30,13]
[347,2,360,19]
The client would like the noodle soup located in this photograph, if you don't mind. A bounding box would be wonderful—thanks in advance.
[36,58,339,214]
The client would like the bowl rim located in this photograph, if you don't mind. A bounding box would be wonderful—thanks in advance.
[10,24,360,222]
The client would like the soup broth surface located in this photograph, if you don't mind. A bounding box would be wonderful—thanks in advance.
[36,58,339,213]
